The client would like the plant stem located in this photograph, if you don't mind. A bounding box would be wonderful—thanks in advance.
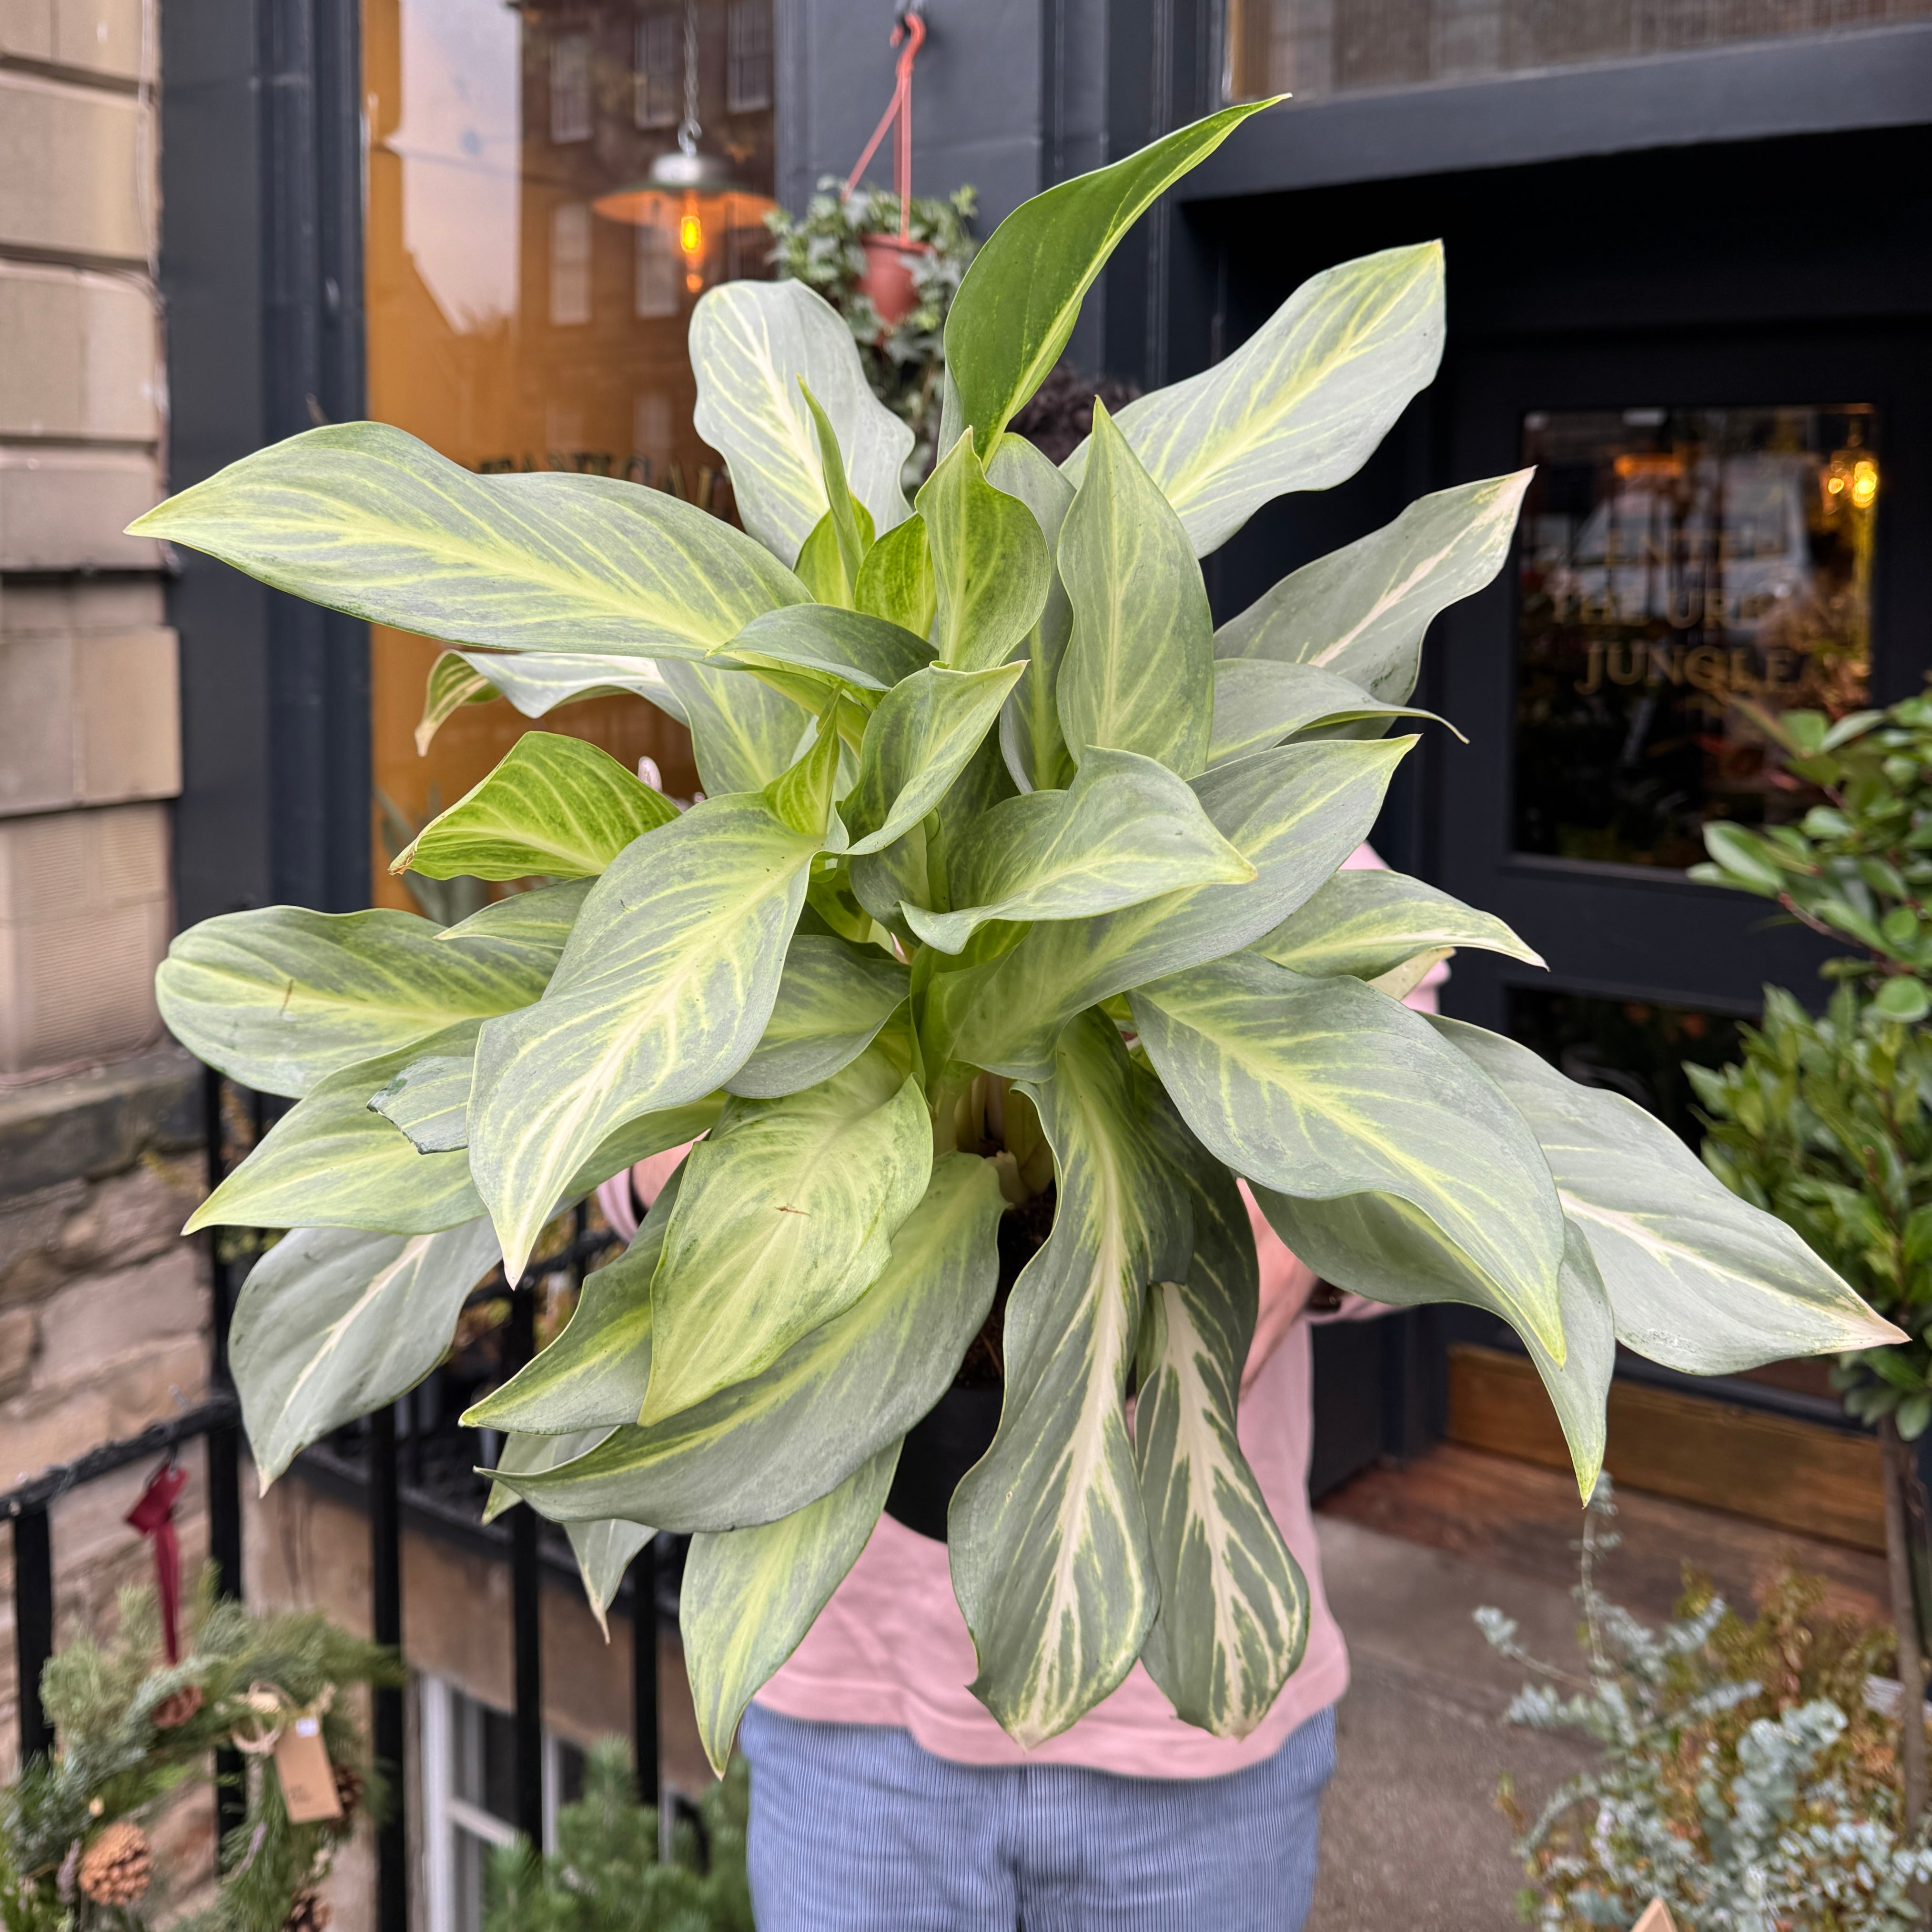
[1882,1416,1929,1897]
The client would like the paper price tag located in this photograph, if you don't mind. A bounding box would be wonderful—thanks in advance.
[273,1714,343,1823]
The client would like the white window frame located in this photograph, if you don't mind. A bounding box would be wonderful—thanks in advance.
[550,30,594,144]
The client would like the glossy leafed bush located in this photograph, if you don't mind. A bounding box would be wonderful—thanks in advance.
[135,106,1893,1770]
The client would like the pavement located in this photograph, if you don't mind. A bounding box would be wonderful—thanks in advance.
[1308,1515,1598,1932]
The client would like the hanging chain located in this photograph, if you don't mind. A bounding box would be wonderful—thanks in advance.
[678,0,701,156]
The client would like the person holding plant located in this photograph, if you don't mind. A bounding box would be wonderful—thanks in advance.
[594,851,1434,1931]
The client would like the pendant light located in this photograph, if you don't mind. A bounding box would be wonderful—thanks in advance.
[591,0,775,293]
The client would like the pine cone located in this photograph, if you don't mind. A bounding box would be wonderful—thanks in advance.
[283,1888,333,1932]
[152,1683,206,1730]
[77,1822,152,1906]
[330,1760,364,1823]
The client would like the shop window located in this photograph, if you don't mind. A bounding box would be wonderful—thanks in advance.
[1513,406,1875,871]
[549,202,594,324]
[1507,987,1743,1147]
[636,11,681,128]
[549,31,593,143]
[365,0,777,908]
[420,1676,587,1932]
[727,0,773,112]
[1221,0,1932,104]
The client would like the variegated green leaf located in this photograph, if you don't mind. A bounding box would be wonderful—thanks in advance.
[1254,867,1543,981]
[841,663,1024,858]
[415,650,497,753]
[916,432,1051,676]
[393,732,678,881]
[800,379,871,598]
[927,737,1409,1079]
[903,747,1254,954]
[726,933,908,1100]
[1131,956,1567,1357]
[657,657,810,797]
[476,1154,1005,1530]
[447,648,691,731]
[231,1217,501,1483]
[942,102,1272,458]
[569,1520,655,1636]
[484,1425,614,1523]
[950,1015,1181,1746]
[1432,1018,1900,1374]
[1057,400,1212,778]
[157,905,556,1100]
[1070,244,1446,557]
[466,792,821,1279]
[1260,1183,1614,1496]
[643,1044,932,1422]
[854,513,937,636]
[1136,1104,1307,1734]
[188,1025,485,1234]
[128,421,804,659]
[683,1442,899,1772]
[791,496,878,607]
[1207,659,1452,766]
[434,880,591,967]
[987,433,1077,792]
[690,279,912,566]
[1214,472,1532,703]
[720,605,934,693]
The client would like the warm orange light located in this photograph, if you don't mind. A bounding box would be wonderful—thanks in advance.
[679,210,704,258]
[1851,456,1879,511]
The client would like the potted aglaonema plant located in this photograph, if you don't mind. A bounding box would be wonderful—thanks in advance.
[137,101,1897,1774]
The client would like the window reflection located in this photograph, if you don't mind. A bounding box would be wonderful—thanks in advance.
[1513,406,1875,870]
[1221,0,1932,105]
[364,0,775,906]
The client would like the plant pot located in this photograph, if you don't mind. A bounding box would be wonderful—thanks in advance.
[883,1385,1003,1540]
[858,234,929,331]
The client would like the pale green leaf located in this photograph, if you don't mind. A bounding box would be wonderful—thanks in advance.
[950,1016,1179,1746]
[466,793,821,1279]
[157,905,556,1099]
[1258,1184,1614,1497]
[434,880,591,968]
[475,1154,1005,1530]
[657,657,812,797]
[719,604,934,693]
[916,431,1051,676]
[1432,1018,1902,1373]
[367,1050,475,1153]
[902,746,1254,954]
[841,663,1024,857]
[725,932,908,1099]
[927,737,1409,1079]
[415,651,497,754]
[792,498,877,607]
[187,1024,485,1234]
[568,1520,655,1637]
[1207,659,1453,766]
[1131,956,1566,1357]
[986,433,1077,792]
[1254,867,1543,980]
[232,1217,501,1483]
[799,378,870,597]
[1214,472,1532,703]
[128,421,803,658]
[683,1442,899,1772]
[449,648,691,730]
[762,704,844,838]
[1071,244,1446,557]
[1057,400,1212,778]
[690,279,912,566]
[393,731,678,881]
[1135,1103,1306,1735]
[942,102,1272,457]
[854,513,937,637]
[643,1045,932,1422]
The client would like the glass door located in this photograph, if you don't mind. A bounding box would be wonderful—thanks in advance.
[362,0,777,909]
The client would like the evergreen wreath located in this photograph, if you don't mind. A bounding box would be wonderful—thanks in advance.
[0,1569,401,1932]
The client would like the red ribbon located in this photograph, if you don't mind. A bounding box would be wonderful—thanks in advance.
[126,1461,190,1664]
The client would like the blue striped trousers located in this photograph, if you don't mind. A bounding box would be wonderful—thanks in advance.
[739,1701,1335,1931]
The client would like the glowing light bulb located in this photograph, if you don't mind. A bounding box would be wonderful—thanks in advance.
[679,211,703,258]
[1851,456,1879,511]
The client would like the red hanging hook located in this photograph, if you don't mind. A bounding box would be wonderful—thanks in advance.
[844,6,927,242]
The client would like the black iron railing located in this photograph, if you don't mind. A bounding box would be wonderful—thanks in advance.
[6,1067,668,1932]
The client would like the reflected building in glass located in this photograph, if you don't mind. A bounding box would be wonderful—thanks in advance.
[363,0,776,904]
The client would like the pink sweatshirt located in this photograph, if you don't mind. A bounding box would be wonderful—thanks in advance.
[595,847,1437,1778]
